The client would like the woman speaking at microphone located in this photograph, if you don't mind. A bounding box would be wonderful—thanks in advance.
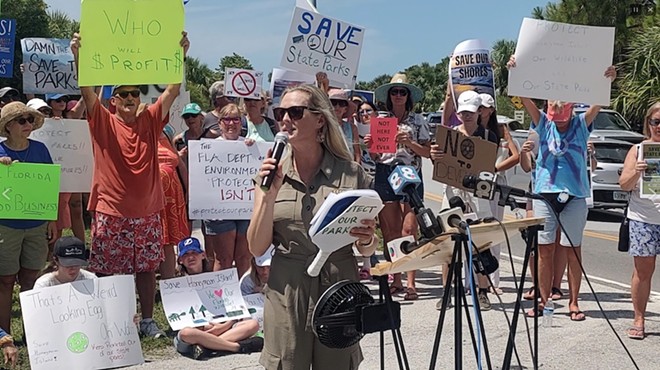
[248,84,378,370]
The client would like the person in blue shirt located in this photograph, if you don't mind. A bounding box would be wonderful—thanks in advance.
[0,101,55,338]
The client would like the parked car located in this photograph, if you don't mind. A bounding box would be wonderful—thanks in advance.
[574,107,645,144]
[427,112,442,138]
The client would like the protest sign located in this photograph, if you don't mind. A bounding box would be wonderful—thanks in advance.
[0,19,16,78]
[78,0,185,86]
[640,143,660,200]
[243,293,265,332]
[281,7,364,87]
[21,38,79,94]
[168,89,190,134]
[450,39,495,106]
[349,89,374,104]
[19,275,143,370]
[188,140,270,220]
[369,117,397,154]
[508,18,615,106]
[224,68,263,99]
[0,162,60,220]
[30,119,93,192]
[159,268,251,331]
[270,67,316,107]
[432,125,498,190]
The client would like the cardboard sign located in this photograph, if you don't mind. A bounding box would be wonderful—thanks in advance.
[640,143,660,200]
[508,18,615,106]
[21,38,79,94]
[450,39,495,106]
[0,19,16,78]
[432,126,498,190]
[78,0,185,86]
[19,276,144,370]
[369,117,397,154]
[159,269,251,331]
[281,7,365,87]
[269,67,315,107]
[188,140,271,220]
[30,119,93,192]
[224,68,263,99]
[0,162,61,220]
[243,293,265,332]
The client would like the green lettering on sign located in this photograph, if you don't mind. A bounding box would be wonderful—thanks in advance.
[0,162,61,220]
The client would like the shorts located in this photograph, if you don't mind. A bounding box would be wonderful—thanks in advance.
[374,163,424,203]
[629,219,660,257]
[533,197,587,247]
[203,220,250,235]
[89,211,163,274]
[0,223,48,275]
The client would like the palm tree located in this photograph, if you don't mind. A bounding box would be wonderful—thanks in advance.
[185,57,218,110]
[491,39,516,96]
[47,10,79,39]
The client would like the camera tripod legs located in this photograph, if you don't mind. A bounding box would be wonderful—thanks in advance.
[376,275,410,370]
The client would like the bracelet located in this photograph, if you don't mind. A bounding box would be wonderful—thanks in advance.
[355,235,377,248]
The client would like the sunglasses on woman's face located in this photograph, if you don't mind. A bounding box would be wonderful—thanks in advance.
[390,88,408,97]
[52,98,67,103]
[649,119,660,127]
[220,117,241,124]
[273,106,318,121]
[182,113,199,120]
[330,99,348,108]
[13,116,36,125]
[359,109,374,115]
[115,90,141,99]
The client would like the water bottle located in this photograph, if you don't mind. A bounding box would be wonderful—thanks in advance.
[543,299,555,328]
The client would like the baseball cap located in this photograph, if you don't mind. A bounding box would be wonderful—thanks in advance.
[328,89,349,101]
[456,91,482,113]
[53,236,89,267]
[479,93,495,108]
[0,87,19,98]
[181,103,202,116]
[26,98,49,111]
[45,93,69,102]
[111,85,140,95]
[255,245,275,267]
[177,237,203,258]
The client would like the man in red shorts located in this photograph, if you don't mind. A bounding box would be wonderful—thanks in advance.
[70,31,190,338]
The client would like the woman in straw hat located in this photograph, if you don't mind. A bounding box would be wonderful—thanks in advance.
[0,101,56,337]
[365,73,431,300]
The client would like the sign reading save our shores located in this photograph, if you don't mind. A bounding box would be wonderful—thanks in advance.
[281,7,364,87]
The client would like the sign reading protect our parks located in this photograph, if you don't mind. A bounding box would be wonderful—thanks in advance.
[78,0,185,86]
[19,275,144,370]
[0,162,61,220]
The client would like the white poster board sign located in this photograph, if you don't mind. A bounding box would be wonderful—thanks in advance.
[21,38,79,94]
[270,67,316,107]
[243,293,265,332]
[30,119,93,192]
[508,18,615,106]
[281,7,364,88]
[224,68,263,99]
[188,140,270,220]
[168,89,190,134]
[19,275,143,370]
[159,268,251,331]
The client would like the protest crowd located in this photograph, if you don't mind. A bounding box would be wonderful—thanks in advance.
[0,1,659,370]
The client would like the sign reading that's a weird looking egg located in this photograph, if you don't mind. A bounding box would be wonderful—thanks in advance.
[281,7,364,87]
[78,0,185,86]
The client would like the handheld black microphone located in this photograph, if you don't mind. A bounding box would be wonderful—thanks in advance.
[260,132,289,191]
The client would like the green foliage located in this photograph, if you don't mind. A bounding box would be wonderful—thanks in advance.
[491,39,516,95]
[355,73,391,91]
[46,9,79,39]
[216,53,253,79]
[612,26,660,128]
[185,56,218,111]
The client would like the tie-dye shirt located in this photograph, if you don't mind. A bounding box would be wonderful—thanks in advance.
[533,112,591,198]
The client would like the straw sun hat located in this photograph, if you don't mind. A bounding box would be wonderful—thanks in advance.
[0,101,45,137]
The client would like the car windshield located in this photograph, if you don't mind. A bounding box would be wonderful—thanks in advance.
[592,112,632,131]
[428,115,441,124]
[594,143,631,163]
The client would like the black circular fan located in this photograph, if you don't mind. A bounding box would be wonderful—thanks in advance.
[312,280,374,349]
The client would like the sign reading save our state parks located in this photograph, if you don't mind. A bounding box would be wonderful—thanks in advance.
[0,162,61,220]
[78,0,185,86]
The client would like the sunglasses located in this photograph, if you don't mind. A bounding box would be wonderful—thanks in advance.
[650,119,660,127]
[273,106,319,121]
[220,117,241,124]
[390,88,409,97]
[359,109,374,115]
[330,99,348,108]
[244,98,261,102]
[182,113,199,120]
[52,98,68,103]
[13,116,36,125]
[115,90,141,99]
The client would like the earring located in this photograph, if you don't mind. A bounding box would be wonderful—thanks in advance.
[317,125,326,142]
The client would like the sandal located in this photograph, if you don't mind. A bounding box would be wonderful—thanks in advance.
[389,285,405,295]
[359,269,371,281]
[526,307,544,318]
[626,326,645,340]
[570,310,586,321]
[403,287,419,301]
[523,286,537,300]
[551,287,564,300]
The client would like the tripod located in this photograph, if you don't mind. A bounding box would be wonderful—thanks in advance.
[429,232,492,370]
[374,274,410,370]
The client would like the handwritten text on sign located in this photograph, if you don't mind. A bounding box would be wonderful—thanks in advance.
[159,268,251,331]
[19,276,143,370]
[432,126,497,190]
[370,117,397,154]
[188,140,270,220]
[508,18,615,106]
[78,0,185,86]
[0,163,61,220]
[21,38,79,94]
[0,19,17,79]
[281,7,364,87]
[243,293,265,332]
[30,119,93,192]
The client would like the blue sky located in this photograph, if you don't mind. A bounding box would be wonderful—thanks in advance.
[45,0,549,82]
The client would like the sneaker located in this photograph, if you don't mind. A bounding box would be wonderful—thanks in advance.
[478,291,492,311]
[173,333,196,358]
[140,318,166,339]
[238,336,264,354]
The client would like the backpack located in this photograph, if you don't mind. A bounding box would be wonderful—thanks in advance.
[241,116,278,138]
